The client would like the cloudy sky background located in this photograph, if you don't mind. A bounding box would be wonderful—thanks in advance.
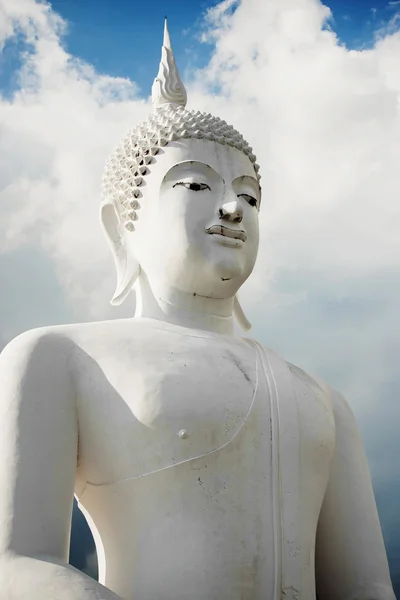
[0,0,399,592]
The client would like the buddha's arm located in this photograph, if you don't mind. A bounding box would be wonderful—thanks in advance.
[315,388,395,600]
[0,329,122,600]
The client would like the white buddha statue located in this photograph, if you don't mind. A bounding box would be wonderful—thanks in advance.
[0,20,395,600]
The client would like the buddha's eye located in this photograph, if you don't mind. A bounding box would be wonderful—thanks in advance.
[238,193,258,208]
[173,182,211,192]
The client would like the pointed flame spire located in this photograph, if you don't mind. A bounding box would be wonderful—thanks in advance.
[163,16,171,49]
[151,18,187,108]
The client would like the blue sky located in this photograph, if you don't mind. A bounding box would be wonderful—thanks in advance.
[0,0,399,595]
[47,0,400,82]
[2,0,400,98]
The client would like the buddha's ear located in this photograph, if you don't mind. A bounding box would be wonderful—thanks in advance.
[234,294,252,331]
[100,202,140,306]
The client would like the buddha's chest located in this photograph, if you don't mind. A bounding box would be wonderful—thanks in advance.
[75,332,259,486]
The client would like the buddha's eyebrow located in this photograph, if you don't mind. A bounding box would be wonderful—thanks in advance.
[232,176,261,203]
[164,160,225,184]
[233,174,260,188]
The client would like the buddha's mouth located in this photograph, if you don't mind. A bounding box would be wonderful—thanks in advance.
[205,225,247,242]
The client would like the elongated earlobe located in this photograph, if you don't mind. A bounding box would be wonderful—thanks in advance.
[111,261,141,306]
[100,202,140,307]
[234,295,252,331]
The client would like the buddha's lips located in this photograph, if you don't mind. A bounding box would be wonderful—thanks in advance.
[205,225,247,242]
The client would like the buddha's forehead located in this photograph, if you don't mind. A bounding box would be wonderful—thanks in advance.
[151,138,257,186]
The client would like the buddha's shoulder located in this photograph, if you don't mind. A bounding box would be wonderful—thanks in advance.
[283,357,359,435]
[1,318,138,359]
[1,318,185,365]
[254,341,349,417]
[250,341,324,391]
[286,360,354,422]
[286,360,329,398]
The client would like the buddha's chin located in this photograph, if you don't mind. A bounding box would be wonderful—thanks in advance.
[211,255,249,282]
[166,266,247,300]
[146,251,252,299]
[199,262,250,298]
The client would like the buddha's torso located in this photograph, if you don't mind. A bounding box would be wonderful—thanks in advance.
[68,318,335,600]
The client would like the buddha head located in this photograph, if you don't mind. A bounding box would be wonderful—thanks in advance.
[100,20,261,330]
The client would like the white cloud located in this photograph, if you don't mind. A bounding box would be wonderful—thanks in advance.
[0,0,152,319]
[0,0,399,412]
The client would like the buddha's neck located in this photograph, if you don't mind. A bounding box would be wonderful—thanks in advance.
[134,273,235,336]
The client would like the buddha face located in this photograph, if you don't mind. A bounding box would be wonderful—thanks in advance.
[120,138,261,299]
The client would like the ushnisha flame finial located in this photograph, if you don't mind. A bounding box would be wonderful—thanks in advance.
[151,18,187,108]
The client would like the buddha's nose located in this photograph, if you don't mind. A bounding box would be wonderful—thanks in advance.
[218,199,243,224]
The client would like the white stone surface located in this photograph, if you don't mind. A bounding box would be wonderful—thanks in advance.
[0,19,396,600]
[151,18,187,108]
